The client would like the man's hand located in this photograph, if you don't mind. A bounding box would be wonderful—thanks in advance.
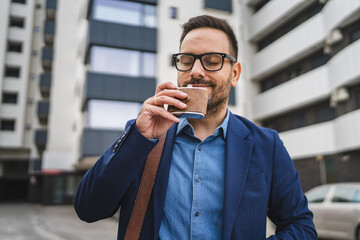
[136,81,188,139]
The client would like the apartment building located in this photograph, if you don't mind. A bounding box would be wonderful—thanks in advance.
[241,0,360,191]
[1,0,359,204]
[0,0,238,204]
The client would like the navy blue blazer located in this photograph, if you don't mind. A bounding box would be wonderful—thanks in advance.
[75,112,317,239]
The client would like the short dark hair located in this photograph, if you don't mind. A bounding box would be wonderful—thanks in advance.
[180,15,238,60]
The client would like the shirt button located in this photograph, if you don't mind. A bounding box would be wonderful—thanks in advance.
[198,146,202,151]
[196,177,200,182]
[195,212,199,217]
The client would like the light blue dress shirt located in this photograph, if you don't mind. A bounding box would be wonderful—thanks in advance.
[159,110,229,240]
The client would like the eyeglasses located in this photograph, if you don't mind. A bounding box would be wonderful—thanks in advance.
[173,52,236,72]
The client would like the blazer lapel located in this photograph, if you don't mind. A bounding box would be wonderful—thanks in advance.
[152,123,177,240]
[222,113,254,240]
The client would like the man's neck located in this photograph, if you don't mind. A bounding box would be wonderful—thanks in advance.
[188,105,228,141]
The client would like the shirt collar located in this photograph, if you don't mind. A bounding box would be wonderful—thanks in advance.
[176,109,230,139]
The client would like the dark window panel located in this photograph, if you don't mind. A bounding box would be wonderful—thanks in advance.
[170,7,177,19]
[204,0,232,13]
[12,0,26,4]
[356,90,360,109]
[349,22,360,44]
[9,16,25,28]
[1,119,15,131]
[315,105,336,123]
[7,41,22,52]
[5,66,20,78]
[252,0,271,13]
[2,92,18,104]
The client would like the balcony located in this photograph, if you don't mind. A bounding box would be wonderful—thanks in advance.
[253,66,330,120]
[251,13,325,80]
[44,20,55,46]
[40,73,52,98]
[46,0,57,20]
[334,109,360,152]
[323,0,360,33]
[42,46,53,71]
[81,128,122,157]
[35,129,48,152]
[87,20,157,54]
[279,121,336,159]
[37,101,50,125]
[83,72,156,109]
[328,39,360,90]
[248,0,305,41]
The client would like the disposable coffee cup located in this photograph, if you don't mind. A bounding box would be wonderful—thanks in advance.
[168,87,209,119]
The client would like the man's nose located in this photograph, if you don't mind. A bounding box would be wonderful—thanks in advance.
[190,59,205,79]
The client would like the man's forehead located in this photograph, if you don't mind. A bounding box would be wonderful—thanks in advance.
[180,28,230,53]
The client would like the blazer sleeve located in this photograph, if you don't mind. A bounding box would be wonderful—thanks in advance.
[266,131,317,240]
[74,120,158,222]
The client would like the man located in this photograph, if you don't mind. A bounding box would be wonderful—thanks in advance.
[75,15,317,239]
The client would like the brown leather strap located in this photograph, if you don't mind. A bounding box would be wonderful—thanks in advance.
[124,134,166,240]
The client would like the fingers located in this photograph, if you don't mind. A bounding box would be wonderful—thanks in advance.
[155,81,177,94]
[148,105,180,123]
[150,95,187,109]
[156,89,188,100]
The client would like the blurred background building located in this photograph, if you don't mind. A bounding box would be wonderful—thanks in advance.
[0,0,359,204]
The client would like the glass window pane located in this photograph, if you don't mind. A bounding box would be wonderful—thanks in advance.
[88,100,142,130]
[142,52,156,77]
[306,185,330,203]
[332,186,358,203]
[94,0,142,26]
[90,46,140,76]
[144,5,157,28]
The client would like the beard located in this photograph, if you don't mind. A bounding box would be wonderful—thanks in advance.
[180,75,232,117]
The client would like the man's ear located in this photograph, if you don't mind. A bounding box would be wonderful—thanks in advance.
[231,62,241,87]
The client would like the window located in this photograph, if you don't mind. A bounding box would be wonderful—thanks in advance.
[332,186,360,203]
[2,92,18,104]
[306,185,330,203]
[252,0,270,13]
[349,25,360,44]
[260,49,329,92]
[262,99,334,132]
[9,16,25,28]
[257,1,325,51]
[88,100,142,130]
[8,41,22,52]
[93,0,156,28]
[12,0,26,3]
[5,66,20,78]
[170,7,177,19]
[356,91,360,109]
[0,119,15,131]
[90,46,156,77]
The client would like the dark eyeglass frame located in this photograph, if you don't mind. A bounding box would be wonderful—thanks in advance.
[172,52,236,72]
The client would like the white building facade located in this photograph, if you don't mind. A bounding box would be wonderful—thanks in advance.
[0,0,359,203]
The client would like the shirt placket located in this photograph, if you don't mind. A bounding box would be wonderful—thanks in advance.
[190,141,205,240]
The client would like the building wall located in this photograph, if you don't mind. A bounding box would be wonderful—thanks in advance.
[242,0,360,186]
[0,0,35,148]
[1,0,359,203]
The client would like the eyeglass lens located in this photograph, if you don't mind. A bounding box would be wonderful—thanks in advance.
[176,53,223,71]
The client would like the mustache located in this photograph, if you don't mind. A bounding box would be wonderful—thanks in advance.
[182,79,216,87]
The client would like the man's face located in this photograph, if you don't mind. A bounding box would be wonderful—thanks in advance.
[177,28,239,116]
